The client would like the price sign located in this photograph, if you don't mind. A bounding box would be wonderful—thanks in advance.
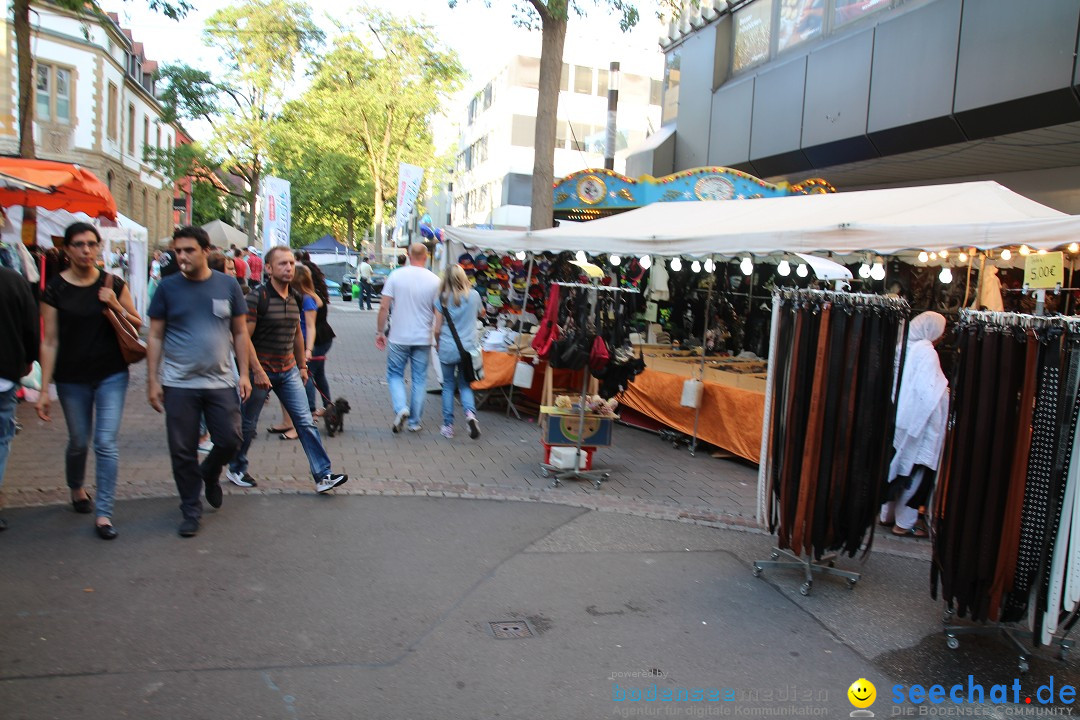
[1025,251,1064,289]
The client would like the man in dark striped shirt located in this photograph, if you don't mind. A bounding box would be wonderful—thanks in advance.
[226,246,347,494]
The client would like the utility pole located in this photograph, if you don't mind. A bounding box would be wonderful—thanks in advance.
[604,61,620,171]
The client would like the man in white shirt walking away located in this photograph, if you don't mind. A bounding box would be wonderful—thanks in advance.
[375,243,440,433]
[358,256,374,310]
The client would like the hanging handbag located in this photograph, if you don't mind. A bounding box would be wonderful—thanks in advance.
[531,284,560,360]
[441,302,485,383]
[102,273,147,365]
[589,295,610,374]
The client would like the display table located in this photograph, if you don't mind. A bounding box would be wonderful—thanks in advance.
[471,351,584,407]
[617,368,765,464]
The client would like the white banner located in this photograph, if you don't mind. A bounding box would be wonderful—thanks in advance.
[393,162,424,246]
[261,176,292,251]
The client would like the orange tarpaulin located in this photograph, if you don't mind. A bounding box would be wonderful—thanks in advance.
[471,351,583,403]
[618,368,765,463]
[0,158,117,219]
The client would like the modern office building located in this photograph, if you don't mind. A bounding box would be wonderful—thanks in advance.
[0,5,177,239]
[637,0,1080,213]
[452,36,664,229]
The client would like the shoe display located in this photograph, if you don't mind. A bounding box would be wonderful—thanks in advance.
[205,481,223,509]
[95,523,118,540]
[225,469,258,488]
[466,412,481,440]
[392,409,409,433]
[178,518,200,537]
[316,473,348,494]
[441,425,454,439]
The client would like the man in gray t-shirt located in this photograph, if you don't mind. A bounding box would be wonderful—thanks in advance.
[147,226,251,538]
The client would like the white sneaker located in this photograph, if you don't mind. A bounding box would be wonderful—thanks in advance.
[316,473,348,494]
[407,424,423,433]
[465,411,480,440]
[225,469,257,487]
[441,425,454,439]
[198,439,214,454]
[392,409,409,433]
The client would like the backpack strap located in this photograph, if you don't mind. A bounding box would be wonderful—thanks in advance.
[255,285,303,318]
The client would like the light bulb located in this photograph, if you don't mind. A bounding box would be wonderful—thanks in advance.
[940,249,949,259]
[639,254,652,269]
[575,250,586,263]
[1038,249,1048,255]
[777,260,791,276]
[929,252,938,261]
[918,251,929,263]
[515,250,526,261]
[740,257,753,276]
[1000,248,1012,261]
[870,262,886,281]
[670,257,682,271]
[703,258,715,273]
[796,263,808,277]
[609,254,621,266]
[939,267,953,284]
[1070,243,1079,254]
[958,252,968,263]
[691,260,701,273]
[859,263,871,279]
[1019,245,1031,256]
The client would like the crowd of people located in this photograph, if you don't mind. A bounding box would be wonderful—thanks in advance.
[0,227,488,540]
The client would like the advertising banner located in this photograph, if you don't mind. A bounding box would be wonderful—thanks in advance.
[393,162,424,246]
[262,176,292,251]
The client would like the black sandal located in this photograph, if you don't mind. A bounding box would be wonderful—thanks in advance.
[72,491,92,514]
[266,426,291,434]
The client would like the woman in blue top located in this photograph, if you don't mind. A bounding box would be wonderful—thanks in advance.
[433,264,483,440]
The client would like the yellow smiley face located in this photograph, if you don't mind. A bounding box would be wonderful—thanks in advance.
[848,678,876,709]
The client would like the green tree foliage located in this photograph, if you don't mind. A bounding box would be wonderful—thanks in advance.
[157,0,323,242]
[282,8,463,243]
[448,1,674,229]
[190,178,242,226]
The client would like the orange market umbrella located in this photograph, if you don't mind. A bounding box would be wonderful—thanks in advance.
[0,158,117,220]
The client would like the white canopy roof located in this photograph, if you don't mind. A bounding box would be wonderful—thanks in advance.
[445,181,1078,257]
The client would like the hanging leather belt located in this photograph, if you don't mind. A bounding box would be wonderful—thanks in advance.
[792,304,832,556]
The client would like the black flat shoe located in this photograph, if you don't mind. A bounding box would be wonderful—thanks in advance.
[95,523,118,540]
[267,426,291,434]
[72,492,93,514]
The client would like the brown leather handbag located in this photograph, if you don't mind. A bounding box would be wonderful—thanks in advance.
[103,272,147,364]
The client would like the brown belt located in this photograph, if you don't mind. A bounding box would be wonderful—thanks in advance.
[791,304,832,556]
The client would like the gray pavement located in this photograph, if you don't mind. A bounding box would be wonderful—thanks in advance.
[4,300,1080,718]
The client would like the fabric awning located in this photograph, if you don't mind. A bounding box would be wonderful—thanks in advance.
[445,181,1078,257]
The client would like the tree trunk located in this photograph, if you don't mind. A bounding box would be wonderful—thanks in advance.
[373,178,384,263]
[346,202,355,248]
[247,169,260,245]
[530,4,567,231]
[14,0,34,160]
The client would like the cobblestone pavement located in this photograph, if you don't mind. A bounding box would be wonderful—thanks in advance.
[3,299,922,551]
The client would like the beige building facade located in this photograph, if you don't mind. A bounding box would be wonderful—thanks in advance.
[0,4,175,241]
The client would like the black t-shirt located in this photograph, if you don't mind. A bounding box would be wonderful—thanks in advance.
[42,271,128,383]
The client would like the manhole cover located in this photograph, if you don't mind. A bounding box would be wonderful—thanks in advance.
[488,620,534,639]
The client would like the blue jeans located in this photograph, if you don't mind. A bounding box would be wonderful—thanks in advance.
[387,343,430,429]
[55,370,129,519]
[230,367,331,480]
[305,340,333,411]
[0,385,16,490]
[440,362,476,427]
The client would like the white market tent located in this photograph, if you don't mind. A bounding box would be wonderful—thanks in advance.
[445,181,1079,257]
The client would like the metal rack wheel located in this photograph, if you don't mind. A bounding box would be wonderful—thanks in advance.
[1061,648,1071,661]
[799,582,811,596]
[770,551,780,560]
[946,635,960,650]
[540,467,550,478]
[846,578,858,589]
[752,564,762,578]
[1019,658,1030,674]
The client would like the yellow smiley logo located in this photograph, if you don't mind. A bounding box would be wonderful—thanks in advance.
[848,678,876,709]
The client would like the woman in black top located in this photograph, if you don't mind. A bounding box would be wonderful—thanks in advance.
[36,223,142,540]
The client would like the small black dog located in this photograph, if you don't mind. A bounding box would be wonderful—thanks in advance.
[324,398,351,437]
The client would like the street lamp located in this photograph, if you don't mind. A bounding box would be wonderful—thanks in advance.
[604,62,620,171]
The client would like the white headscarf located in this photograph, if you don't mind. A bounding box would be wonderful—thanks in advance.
[889,312,949,480]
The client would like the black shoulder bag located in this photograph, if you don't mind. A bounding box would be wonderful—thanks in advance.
[441,302,485,383]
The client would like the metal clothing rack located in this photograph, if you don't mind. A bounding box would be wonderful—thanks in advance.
[540,279,638,488]
[941,605,1078,673]
[752,548,860,596]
